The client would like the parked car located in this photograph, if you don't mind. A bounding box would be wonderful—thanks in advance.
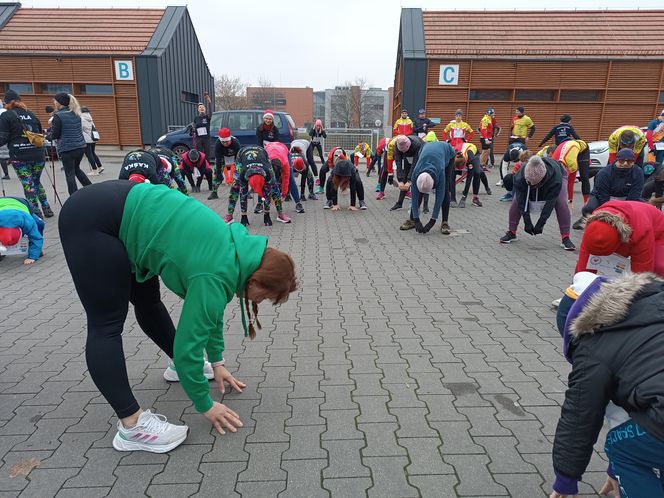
[156,110,296,160]
[589,139,651,170]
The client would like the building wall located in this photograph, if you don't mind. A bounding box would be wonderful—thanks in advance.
[414,58,664,150]
[246,87,313,128]
[313,91,325,126]
[0,55,141,146]
[137,7,215,145]
[324,86,391,131]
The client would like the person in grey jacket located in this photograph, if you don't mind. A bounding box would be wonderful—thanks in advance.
[81,107,103,175]
[51,93,91,195]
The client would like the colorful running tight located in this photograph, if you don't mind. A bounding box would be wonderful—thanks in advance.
[11,160,50,212]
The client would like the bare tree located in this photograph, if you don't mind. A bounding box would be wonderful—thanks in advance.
[248,77,278,110]
[330,82,354,128]
[330,78,379,128]
[214,74,248,110]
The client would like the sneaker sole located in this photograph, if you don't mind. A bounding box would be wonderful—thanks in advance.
[500,238,517,244]
[112,429,188,453]
[561,244,576,251]
[277,218,291,223]
[163,368,214,382]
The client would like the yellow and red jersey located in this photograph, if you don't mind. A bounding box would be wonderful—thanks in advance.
[479,114,497,139]
[608,126,646,154]
[393,118,414,136]
[552,139,587,174]
[458,142,478,161]
[353,143,372,157]
[375,137,388,156]
[443,120,474,148]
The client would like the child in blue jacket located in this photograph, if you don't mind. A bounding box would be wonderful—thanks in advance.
[0,196,44,264]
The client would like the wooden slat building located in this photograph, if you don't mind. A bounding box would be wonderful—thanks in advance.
[394,8,664,149]
[0,3,214,147]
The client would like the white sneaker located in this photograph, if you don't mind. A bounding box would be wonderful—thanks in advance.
[163,361,214,382]
[112,410,188,453]
[495,179,503,186]
[551,297,562,308]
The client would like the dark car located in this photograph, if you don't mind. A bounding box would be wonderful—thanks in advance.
[156,110,296,160]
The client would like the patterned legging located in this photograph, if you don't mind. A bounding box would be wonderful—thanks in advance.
[11,160,50,212]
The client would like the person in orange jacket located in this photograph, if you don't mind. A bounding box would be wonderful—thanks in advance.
[443,109,474,150]
[393,110,414,136]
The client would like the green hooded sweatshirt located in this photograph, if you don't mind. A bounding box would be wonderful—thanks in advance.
[119,183,267,413]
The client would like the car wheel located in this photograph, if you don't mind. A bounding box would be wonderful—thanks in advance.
[172,144,190,160]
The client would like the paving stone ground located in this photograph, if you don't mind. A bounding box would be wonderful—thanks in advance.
[0,158,611,497]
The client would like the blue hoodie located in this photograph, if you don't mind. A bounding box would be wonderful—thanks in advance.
[0,198,44,260]
[409,141,454,220]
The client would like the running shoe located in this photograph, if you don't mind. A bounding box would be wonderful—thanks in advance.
[163,361,214,382]
[315,186,324,194]
[359,200,367,210]
[207,192,218,200]
[97,167,104,174]
[254,202,263,214]
[324,200,333,209]
[561,237,576,251]
[458,197,466,208]
[112,410,188,453]
[472,197,483,207]
[223,214,233,224]
[496,179,503,187]
[449,201,457,208]
[390,202,402,211]
[375,183,381,192]
[400,219,416,230]
[295,203,305,214]
[486,188,492,195]
[376,192,385,200]
[42,206,54,218]
[440,222,451,235]
[500,231,517,244]
[499,193,513,202]
[572,217,586,230]
[405,191,412,199]
[308,193,319,201]
[277,213,292,223]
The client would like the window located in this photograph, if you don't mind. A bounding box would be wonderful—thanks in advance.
[469,89,511,101]
[40,83,72,94]
[181,90,200,104]
[227,112,255,131]
[515,90,555,101]
[210,112,222,132]
[659,91,664,103]
[560,90,601,102]
[4,83,33,94]
[79,84,113,95]
[275,98,286,106]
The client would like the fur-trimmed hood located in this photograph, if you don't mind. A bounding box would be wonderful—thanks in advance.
[569,272,662,337]
[584,209,632,242]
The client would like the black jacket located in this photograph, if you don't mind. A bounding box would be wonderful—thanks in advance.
[554,273,664,481]
[214,136,241,167]
[118,150,163,185]
[0,107,45,162]
[256,124,280,145]
[394,136,424,183]
[538,123,580,147]
[413,117,436,135]
[308,128,326,144]
[513,157,564,229]
[193,114,211,137]
[591,163,644,204]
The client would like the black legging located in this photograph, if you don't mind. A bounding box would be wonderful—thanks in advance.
[378,153,393,193]
[299,167,315,198]
[183,168,213,190]
[308,142,324,172]
[578,157,591,198]
[1,158,9,177]
[325,170,365,205]
[305,145,320,176]
[61,147,91,195]
[319,164,330,189]
[59,181,177,419]
[442,163,454,222]
[395,159,412,207]
[85,143,103,170]
[195,136,210,159]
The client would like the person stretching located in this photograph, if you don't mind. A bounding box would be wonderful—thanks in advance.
[179,149,212,193]
[58,180,297,453]
[0,196,44,265]
[209,128,241,200]
[325,159,366,211]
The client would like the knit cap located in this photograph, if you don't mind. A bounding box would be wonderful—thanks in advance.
[416,172,434,194]
[583,221,621,255]
[396,135,411,153]
[524,157,547,185]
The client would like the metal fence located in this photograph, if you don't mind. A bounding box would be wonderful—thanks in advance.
[301,128,382,153]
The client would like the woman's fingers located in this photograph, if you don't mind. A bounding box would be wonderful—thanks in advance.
[213,421,225,435]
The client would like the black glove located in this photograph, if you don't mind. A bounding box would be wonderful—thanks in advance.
[264,213,273,226]
[423,219,436,233]
[240,214,250,227]
[533,224,543,235]
[524,220,535,235]
[414,218,424,233]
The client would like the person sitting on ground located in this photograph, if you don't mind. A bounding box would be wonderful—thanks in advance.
[538,114,580,147]
[0,196,44,265]
[391,135,424,211]
[256,109,280,146]
[351,142,373,175]
[264,141,303,214]
[500,155,575,251]
[550,271,664,498]
[574,200,664,277]
[58,180,297,454]
[225,145,291,226]
[325,159,366,212]
[608,126,647,166]
[413,108,436,138]
[119,150,168,186]
[400,141,456,234]
[208,128,241,199]
[572,148,644,229]
[452,142,491,208]
[179,149,213,193]
[442,109,474,150]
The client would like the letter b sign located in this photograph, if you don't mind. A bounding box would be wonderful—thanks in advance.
[439,65,459,86]
[114,60,134,81]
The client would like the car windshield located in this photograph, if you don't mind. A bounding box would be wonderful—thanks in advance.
[210,113,222,130]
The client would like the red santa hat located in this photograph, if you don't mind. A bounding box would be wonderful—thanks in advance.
[248,174,265,195]
[0,227,22,247]
[218,127,232,142]
[293,157,306,173]
[263,109,275,121]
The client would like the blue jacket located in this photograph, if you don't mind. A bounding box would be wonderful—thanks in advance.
[591,163,644,205]
[51,108,86,153]
[410,141,455,220]
[0,208,44,260]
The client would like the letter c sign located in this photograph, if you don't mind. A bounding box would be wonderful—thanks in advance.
[439,65,459,86]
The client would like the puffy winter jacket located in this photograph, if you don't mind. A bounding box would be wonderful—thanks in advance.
[81,111,96,144]
[51,108,85,153]
[553,272,664,492]
[590,163,644,204]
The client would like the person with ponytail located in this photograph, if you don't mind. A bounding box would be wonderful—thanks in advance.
[51,93,91,195]
[58,180,297,453]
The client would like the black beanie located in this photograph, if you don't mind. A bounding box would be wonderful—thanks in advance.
[560,114,571,123]
[54,93,70,107]
[3,89,19,103]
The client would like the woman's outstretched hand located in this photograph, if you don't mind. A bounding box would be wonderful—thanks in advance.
[203,401,243,435]
[213,365,246,394]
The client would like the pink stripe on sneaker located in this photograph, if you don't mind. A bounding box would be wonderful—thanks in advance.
[148,435,159,442]
[132,433,144,440]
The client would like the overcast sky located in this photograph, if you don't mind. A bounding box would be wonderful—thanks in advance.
[22,0,664,91]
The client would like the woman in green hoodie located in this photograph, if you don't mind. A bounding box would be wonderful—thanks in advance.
[58,180,297,453]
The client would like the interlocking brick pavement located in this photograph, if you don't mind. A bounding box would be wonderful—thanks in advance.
[0,159,610,496]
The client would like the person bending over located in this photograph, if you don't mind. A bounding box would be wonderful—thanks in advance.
[179,149,213,193]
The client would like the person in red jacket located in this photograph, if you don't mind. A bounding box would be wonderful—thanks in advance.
[393,110,414,136]
[478,108,500,169]
[576,200,664,277]
[316,147,347,194]
[179,149,212,193]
